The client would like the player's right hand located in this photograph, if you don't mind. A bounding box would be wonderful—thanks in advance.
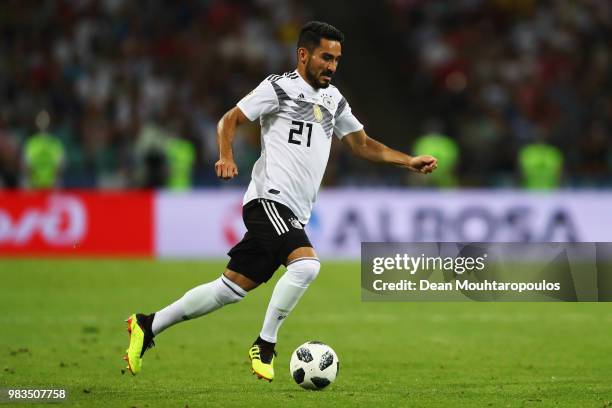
[215,158,239,180]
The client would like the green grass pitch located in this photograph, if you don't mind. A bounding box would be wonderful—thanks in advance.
[1,259,611,407]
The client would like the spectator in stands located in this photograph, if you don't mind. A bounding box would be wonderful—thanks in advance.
[413,132,459,188]
[22,110,65,189]
[133,120,169,189]
[0,115,20,188]
[518,142,563,190]
[166,131,196,191]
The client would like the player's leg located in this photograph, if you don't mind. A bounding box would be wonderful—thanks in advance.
[250,246,320,381]
[258,246,319,345]
[248,200,319,381]
[124,200,272,375]
[151,269,259,335]
[124,269,258,375]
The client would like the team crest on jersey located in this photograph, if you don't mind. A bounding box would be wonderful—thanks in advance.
[289,218,303,229]
[313,104,323,122]
[322,95,335,111]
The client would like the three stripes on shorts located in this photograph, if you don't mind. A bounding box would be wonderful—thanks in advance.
[260,199,289,235]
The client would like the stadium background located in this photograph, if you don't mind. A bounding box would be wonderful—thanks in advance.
[2,0,611,257]
[1,0,610,190]
[2,1,612,407]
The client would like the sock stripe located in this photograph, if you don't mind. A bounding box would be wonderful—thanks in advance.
[220,277,245,298]
[286,257,320,266]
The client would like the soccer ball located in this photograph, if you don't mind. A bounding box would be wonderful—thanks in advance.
[289,341,339,390]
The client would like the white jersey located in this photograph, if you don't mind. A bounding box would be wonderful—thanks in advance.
[237,70,363,224]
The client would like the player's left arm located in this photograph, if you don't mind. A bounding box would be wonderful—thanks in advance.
[341,129,438,174]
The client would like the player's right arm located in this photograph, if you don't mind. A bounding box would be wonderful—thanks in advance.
[215,107,250,180]
[215,78,279,180]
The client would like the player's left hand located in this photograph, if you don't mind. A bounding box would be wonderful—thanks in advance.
[409,155,438,174]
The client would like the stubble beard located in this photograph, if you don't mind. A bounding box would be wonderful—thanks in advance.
[305,60,330,89]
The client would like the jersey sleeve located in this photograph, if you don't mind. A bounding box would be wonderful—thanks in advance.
[236,79,279,121]
[333,97,364,139]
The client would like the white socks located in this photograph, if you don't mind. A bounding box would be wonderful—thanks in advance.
[151,259,320,341]
[259,258,320,343]
[151,275,246,336]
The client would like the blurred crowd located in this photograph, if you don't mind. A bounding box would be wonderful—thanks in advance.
[0,0,305,189]
[388,0,612,187]
[0,0,610,189]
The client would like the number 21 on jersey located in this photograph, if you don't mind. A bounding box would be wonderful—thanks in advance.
[288,120,313,147]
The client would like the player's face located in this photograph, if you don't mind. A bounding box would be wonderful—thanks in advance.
[304,39,342,89]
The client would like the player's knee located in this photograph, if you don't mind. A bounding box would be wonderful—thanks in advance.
[218,292,242,304]
[286,258,320,287]
[216,276,247,304]
[180,276,246,319]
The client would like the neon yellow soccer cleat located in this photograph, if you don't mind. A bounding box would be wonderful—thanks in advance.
[123,313,155,375]
[248,344,276,382]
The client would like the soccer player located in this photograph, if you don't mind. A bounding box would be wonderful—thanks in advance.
[124,21,437,381]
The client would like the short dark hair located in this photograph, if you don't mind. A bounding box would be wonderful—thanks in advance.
[297,21,344,52]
